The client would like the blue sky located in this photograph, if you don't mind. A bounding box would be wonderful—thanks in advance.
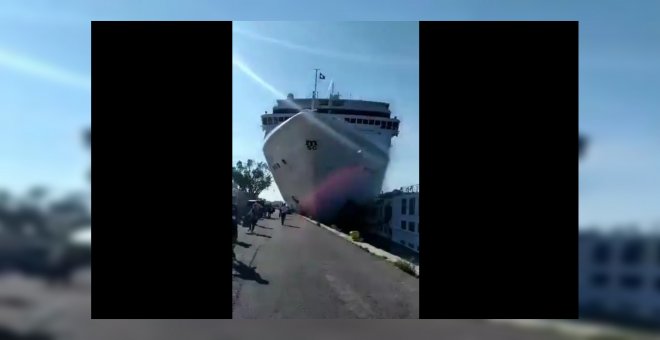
[232,22,419,202]
[1,1,659,228]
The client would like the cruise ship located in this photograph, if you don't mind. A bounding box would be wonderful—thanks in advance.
[261,84,401,222]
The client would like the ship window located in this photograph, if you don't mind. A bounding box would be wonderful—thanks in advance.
[345,118,350,122]
[281,159,287,165]
[591,273,609,288]
[262,117,267,125]
[400,240,405,245]
[622,240,644,265]
[401,221,406,230]
[350,118,356,123]
[408,242,414,248]
[369,120,375,125]
[408,221,415,232]
[401,198,407,214]
[381,121,387,129]
[393,122,399,129]
[592,242,611,264]
[357,119,363,124]
[387,121,393,129]
[280,117,285,122]
[620,275,642,290]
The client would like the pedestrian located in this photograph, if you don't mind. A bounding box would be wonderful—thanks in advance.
[280,204,288,226]
[247,203,260,233]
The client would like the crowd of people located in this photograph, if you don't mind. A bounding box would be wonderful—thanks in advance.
[232,201,289,261]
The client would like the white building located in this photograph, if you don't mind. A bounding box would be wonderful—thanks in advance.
[367,185,419,253]
[579,228,660,325]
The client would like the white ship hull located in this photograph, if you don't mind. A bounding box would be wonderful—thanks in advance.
[263,111,390,222]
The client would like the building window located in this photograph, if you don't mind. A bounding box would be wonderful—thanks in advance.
[408,221,415,232]
[401,198,407,214]
[409,197,416,215]
[654,277,660,293]
[622,240,644,265]
[592,242,611,264]
[400,240,405,245]
[401,221,407,230]
[408,242,414,248]
[620,275,642,291]
[590,273,609,288]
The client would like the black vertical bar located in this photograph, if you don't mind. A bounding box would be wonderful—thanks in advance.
[419,21,578,318]
[92,21,233,319]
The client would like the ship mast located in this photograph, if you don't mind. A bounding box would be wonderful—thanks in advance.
[312,68,319,110]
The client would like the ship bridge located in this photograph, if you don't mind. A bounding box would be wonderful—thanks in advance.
[261,93,400,137]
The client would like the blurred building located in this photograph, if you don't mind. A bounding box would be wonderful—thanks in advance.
[579,229,660,326]
[366,185,419,253]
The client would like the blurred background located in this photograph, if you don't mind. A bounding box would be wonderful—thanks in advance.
[1,0,659,338]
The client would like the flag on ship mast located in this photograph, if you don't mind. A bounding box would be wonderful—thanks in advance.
[319,72,326,80]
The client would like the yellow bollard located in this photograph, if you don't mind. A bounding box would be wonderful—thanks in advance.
[349,230,361,241]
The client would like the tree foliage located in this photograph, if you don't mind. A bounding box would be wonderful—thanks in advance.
[232,159,273,198]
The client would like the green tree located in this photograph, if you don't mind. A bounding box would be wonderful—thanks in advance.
[232,159,273,198]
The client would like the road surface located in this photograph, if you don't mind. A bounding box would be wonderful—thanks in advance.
[232,212,419,318]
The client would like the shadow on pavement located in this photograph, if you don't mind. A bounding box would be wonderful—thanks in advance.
[249,232,272,238]
[283,224,300,228]
[0,327,52,340]
[256,225,273,230]
[235,241,251,248]
[0,296,32,309]
[233,260,269,285]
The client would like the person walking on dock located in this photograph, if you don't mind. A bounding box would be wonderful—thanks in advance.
[280,204,288,226]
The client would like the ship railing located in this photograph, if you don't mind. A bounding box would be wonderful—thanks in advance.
[379,184,419,196]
